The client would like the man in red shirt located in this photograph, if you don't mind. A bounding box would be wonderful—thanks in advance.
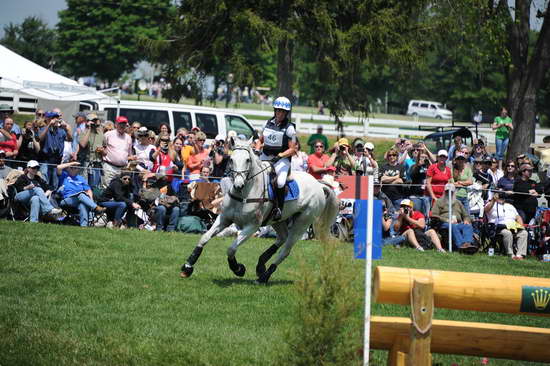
[393,199,445,252]
[307,140,330,179]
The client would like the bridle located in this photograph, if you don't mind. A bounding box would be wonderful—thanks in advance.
[229,146,271,184]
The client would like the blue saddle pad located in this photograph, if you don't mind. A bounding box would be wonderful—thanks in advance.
[268,180,300,202]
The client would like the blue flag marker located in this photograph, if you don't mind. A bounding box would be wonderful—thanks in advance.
[353,199,382,260]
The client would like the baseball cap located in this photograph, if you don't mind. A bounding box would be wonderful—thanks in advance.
[45,111,60,119]
[326,165,336,172]
[365,142,375,150]
[400,199,414,208]
[215,134,225,141]
[115,116,129,124]
[137,127,149,136]
[437,150,448,157]
[27,160,40,168]
[87,113,99,120]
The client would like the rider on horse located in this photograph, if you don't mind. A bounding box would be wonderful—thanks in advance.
[259,96,297,221]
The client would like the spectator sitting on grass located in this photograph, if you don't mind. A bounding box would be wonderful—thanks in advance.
[430,183,476,252]
[13,160,63,222]
[392,199,445,252]
[56,161,106,227]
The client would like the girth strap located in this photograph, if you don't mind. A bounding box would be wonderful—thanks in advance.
[229,192,270,204]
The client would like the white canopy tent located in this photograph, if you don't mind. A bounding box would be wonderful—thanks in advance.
[0,45,107,120]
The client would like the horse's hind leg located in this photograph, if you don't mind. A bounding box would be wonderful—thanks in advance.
[227,224,259,277]
[256,222,288,277]
[257,214,313,284]
[180,216,230,278]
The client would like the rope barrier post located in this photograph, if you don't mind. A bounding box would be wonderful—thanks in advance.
[363,171,374,366]
[448,187,453,253]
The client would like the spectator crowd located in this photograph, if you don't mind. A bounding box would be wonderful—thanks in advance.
[1,106,549,260]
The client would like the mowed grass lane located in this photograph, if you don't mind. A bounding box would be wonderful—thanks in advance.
[1,221,549,365]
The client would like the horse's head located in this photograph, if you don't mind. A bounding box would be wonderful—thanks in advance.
[229,138,255,190]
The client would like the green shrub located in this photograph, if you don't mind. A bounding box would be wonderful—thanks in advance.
[280,242,363,366]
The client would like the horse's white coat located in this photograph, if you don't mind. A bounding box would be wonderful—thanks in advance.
[191,139,339,276]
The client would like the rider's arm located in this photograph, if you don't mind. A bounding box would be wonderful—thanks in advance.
[278,140,297,159]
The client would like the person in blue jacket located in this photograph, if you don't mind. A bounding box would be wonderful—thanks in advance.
[57,161,106,226]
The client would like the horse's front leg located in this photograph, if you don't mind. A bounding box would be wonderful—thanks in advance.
[227,224,260,277]
[180,215,230,278]
[255,222,288,277]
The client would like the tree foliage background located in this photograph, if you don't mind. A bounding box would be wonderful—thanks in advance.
[1,0,550,154]
[0,16,56,69]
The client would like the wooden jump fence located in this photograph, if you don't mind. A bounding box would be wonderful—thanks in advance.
[370,266,550,365]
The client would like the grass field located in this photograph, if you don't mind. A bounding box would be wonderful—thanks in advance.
[1,220,550,365]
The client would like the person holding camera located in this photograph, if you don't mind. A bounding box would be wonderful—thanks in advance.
[408,150,432,217]
[485,192,527,259]
[380,148,407,208]
[17,121,41,168]
[38,111,73,188]
[78,113,105,186]
[211,145,229,182]
[186,131,209,180]
[393,199,445,252]
[354,141,379,177]
[151,133,176,182]
[325,138,356,176]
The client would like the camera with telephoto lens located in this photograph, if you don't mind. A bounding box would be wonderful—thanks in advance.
[24,128,34,139]
[403,207,410,215]
[339,145,346,152]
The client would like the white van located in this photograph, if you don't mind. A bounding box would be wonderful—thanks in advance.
[406,100,453,120]
[80,99,256,140]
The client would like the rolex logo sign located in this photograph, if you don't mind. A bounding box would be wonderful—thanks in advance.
[520,286,550,314]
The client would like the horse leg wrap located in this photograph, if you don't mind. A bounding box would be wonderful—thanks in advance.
[257,263,277,284]
[187,246,203,266]
[256,244,279,277]
[228,256,246,277]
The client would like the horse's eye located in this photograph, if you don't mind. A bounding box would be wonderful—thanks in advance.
[246,158,250,164]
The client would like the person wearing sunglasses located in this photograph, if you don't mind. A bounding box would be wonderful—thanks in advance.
[426,150,451,203]
[307,140,330,179]
[97,171,140,228]
[512,163,541,224]
[152,133,176,182]
[496,160,517,202]
[186,131,209,181]
[380,148,407,208]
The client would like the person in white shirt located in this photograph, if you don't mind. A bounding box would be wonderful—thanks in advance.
[484,192,528,260]
[133,127,155,172]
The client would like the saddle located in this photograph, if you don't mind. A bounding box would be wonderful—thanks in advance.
[267,173,299,202]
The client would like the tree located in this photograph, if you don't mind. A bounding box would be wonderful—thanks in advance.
[429,0,550,158]
[0,16,56,69]
[56,0,172,83]
[148,0,428,117]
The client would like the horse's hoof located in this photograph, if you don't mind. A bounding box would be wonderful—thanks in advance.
[256,263,277,284]
[255,263,266,278]
[234,263,246,277]
[180,264,194,278]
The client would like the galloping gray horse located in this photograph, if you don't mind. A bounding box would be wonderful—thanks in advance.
[180,138,339,283]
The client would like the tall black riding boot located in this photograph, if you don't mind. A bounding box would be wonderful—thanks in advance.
[273,186,285,221]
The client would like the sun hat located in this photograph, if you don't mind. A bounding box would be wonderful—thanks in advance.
[337,138,350,147]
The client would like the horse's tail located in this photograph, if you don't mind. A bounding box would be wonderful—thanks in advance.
[313,185,340,243]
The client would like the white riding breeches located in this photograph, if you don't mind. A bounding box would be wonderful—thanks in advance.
[274,158,291,188]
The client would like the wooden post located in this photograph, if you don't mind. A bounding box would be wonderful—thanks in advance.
[407,278,433,366]
[388,336,408,366]
[373,266,550,316]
